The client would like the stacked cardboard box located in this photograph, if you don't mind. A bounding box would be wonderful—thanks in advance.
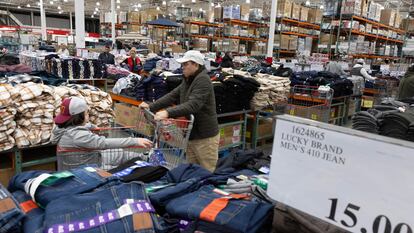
[249,8,263,22]
[289,35,298,50]
[280,34,290,50]
[323,0,341,16]
[361,0,370,17]
[401,19,414,32]
[368,2,382,22]
[240,4,250,21]
[291,3,301,20]
[307,8,322,24]
[214,7,223,20]
[223,5,241,19]
[380,9,396,26]
[277,0,292,18]
[394,12,401,28]
[341,0,362,15]
[129,12,141,24]
[219,124,242,149]
[300,7,309,22]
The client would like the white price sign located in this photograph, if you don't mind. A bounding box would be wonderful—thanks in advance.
[268,115,414,233]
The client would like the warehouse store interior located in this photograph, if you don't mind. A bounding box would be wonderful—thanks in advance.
[0,0,413,232]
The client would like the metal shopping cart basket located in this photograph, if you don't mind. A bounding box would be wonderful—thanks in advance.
[56,109,194,171]
[285,85,334,123]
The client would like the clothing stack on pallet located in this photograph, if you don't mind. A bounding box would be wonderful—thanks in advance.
[0,84,18,151]
[50,58,105,80]
[64,84,114,127]
[251,73,291,110]
[13,83,60,147]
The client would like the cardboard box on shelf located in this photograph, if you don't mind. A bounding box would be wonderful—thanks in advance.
[380,9,396,26]
[341,0,362,15]
[300,6,309,22]
[219,124,242,148]
[241,4,250,21]
[277,0,292,18]
[289,35,298,50]
[214,7,223,20]
[249,8,263,22]
[307,8,322,24]
[394,12,401,28]
[320,33,336,45]
[401,19,414,32]
[224,5,241,19]
[280,34,290,50]
[291,3,300,20]
[361,0,370,17]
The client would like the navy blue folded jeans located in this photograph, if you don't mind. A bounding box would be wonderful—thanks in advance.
[12,190,45,233]
[165,185,273,233]
[44,182,167,233]
[0,183,24,233]
[8,166,118,207]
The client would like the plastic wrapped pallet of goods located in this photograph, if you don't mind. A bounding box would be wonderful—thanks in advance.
[214,6,223,20]
[291,3,300,20]
[128,12,141,24]
[300,6,309,22]
[277,0,292,18]
[240,4,250,21]
[361,0,370,18]
[249,8,263,22]
[394,12,401,28]
[289,35,298,50]
[280,34,290,50]
[401,19,414,32]
[341,0,362,15]
[307,8,322,24]
[380,9,396,27]
[375,3,384,22]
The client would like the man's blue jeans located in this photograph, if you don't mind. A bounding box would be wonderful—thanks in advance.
[0,183,24,233]
[165,185,273,233]
[12,190,45,233]
[44,182,167,233]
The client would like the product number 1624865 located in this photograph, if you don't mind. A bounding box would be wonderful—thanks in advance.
[326,198,412,233]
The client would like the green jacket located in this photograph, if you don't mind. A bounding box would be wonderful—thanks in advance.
[398,71,414,100]
[149,68,219,140]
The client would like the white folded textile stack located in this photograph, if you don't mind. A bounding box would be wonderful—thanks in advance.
[251,73,291,110]
[0,84,18,151]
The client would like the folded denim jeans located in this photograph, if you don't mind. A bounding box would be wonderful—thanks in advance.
[12,190,45,233]
[8,166,119,207]
[165,185,273,233]
[0,183,24,233]
[44,182,167,233]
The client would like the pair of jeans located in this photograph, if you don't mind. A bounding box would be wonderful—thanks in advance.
[12,190,45,233]
[8,166,118,207]
[165,185,273,233]
[44,182,167,233]
[0,184,24,233]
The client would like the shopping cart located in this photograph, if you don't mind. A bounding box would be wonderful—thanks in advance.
[56,109,194,171]
[285,85,334,123]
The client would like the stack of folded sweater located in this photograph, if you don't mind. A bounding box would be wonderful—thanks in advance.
[379,108,414,141]
[251,73,290,110]
[119,74,168,102]
[50,58,105,80]
[64,84,114,127]
[13,83,60,147]
[0,84,18,151]
[106,64,131,80]
[291,71,354,97]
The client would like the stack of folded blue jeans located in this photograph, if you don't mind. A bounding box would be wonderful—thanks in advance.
[0,183,25,233]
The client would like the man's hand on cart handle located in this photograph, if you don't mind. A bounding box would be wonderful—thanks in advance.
[139,102,150,109]
[137,138,153,148]
[155,110,169,121]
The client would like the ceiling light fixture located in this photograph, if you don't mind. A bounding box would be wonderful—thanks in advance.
[116,0,120,3]
[156,6,160,10]
[27,4,31,7]
[91,15,94,18]
[199,8,202,11]
[96,2,100,6]
[138,3,141,7]
[58,10,62,14]
[50,1,54,4]
[117,5,120,8]
[17,5,21,8]
[181,4,185,7]
[246,0,250,3]
[192,0,196,3]
[211,2,214,7]
[134,8,138,11]
[63,0,67,2]
[58,5,61,9]
[305,0,310,6]
[37,2,41,6]
[95,7,99,11]
[320,5,324,9]
[162,0,166,5]
[93,11,97,14]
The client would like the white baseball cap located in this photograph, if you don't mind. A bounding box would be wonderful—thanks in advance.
[54,96,88,124]
[176,50,205,66]
[356,58,365,64]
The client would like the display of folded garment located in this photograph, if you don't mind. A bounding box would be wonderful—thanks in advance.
[50,58,105,80]
[0,183,25,233]
[120,74,167,102]
[63,84,114,127]
[251,74,290,110]
[6,74,43,85]
[0,64,32,73]
[13,82,60,147]
[106,64,131,80]
[0,53,20,65]
[0,84,18,151]
[379,108,414,141]
[291,71,354,97]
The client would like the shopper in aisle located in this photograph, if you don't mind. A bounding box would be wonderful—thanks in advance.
[122,47,142,73]
[57,44,70,56]
[325,55,347,76]
[351,58,376,81]
[221,52,235,68]
[398,64,414,100]
[215,51,223,65]
[139,50,219,172]
[51,97,152,170]
[98,44,115,65]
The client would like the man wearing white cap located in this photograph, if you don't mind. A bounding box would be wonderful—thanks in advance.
[350,58,376,81]
[139,50,219,172]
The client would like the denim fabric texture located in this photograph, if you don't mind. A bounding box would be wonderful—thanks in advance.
[12,190,45,233]
[0,183,24,233]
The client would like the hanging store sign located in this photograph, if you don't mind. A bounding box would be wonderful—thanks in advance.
[268,115,414,233]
